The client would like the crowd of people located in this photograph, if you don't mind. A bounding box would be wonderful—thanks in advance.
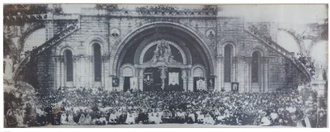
[22,86,323,127]
[4,81,327,128]
[297,53,316,76]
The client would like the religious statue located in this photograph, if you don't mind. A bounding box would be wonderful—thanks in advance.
[152,40,174,64]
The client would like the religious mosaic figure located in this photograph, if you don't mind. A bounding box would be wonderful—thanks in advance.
[152,40,174,64]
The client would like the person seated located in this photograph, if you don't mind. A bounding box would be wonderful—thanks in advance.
[60,111,68,125]
[186,109,196,124]
[78,113,85,125]
[98,114,107,125]
[196,109,204,124]
[154,109,162,124]
[108,110,117,124]
[125,110,135,125]
[83,113,92,125]
[161,109,172,123]
[148,109,156,124]
[269,109,279,126]
[175,109,186,123]
[260,114,271,126]
[137,109,148,124]
[67,110,75,125]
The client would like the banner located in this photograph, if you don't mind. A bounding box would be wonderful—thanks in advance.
[130,77,138,90]
[168,72,179,85]
[231,82,239,92]
[112,78,119,87]
[197,79,206,91]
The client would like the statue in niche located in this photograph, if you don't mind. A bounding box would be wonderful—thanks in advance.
[152,40,174,64]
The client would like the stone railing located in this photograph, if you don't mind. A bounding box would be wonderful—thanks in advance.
[4,13,48,22]
[244,25,312,81]
[13,21,80,80]
[53,14,80,20]
[81,8,217,17]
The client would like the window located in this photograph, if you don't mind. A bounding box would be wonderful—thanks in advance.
[252,51,260,82]
[65,50,73,81]
[94,44,102,81]
[224,45,232,82]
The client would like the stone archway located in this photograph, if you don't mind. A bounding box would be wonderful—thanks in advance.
[112,22,215,91]
[113,22,214,77]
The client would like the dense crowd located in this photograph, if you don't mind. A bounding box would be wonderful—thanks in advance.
[23,87,323,127]
[297,53,316,76]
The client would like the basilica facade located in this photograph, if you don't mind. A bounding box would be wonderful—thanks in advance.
[8,5,312,93]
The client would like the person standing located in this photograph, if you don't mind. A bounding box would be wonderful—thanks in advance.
[125,110,135,124]
[60,111,68,125]
[78,113,85,125]
[16,110,25,127]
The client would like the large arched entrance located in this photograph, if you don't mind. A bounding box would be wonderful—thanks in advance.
[113,22,215,91]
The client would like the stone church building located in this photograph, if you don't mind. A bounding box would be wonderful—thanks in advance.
[5,4,316,93]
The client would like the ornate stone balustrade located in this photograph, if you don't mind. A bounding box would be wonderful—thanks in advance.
[81,8,217,17]
[4,13,48,22]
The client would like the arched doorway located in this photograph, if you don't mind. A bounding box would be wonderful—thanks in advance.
[114,23,214,91]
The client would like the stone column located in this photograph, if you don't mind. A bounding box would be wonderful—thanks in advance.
[233,56,238,82]
[217,55,224,91]
[181,68,188,91]
[89,55,93,88]
[102,55,110,89]
[259,57,264,92]
[188,77,194,91]
[243,57,247,92]
[138,68,145,91]
[73,56,78,88]
[60,56,65,87]
[119,77,124,92]
[246,57,252,92]
[264,57,269,92]
[54,56,60,89]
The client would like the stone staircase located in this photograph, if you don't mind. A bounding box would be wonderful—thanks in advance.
[244,25,312,82]
[13,21,80,81]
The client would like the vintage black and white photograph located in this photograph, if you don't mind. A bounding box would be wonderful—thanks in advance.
[2,3,328,128]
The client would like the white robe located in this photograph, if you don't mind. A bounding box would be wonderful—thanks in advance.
[60,114,68,125]
[125,113,135,124]
[148,113,156,123]
[203,114,214,125]
[78,114,85,125]
[188,113,195,122]
[197,111,204,122]
[67,114,75,124]
[99,117,107,124]
[155,112,162,124]
[261,117,271,126]
[270,113,278,120]
[83,114,92,125]
[16,114,24,127]
[109,113,117,123]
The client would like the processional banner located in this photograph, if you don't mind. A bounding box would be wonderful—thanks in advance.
[168,72,179,85]
[130,77,138,90]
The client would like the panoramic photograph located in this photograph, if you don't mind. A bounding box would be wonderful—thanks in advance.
[3,3,328,128]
